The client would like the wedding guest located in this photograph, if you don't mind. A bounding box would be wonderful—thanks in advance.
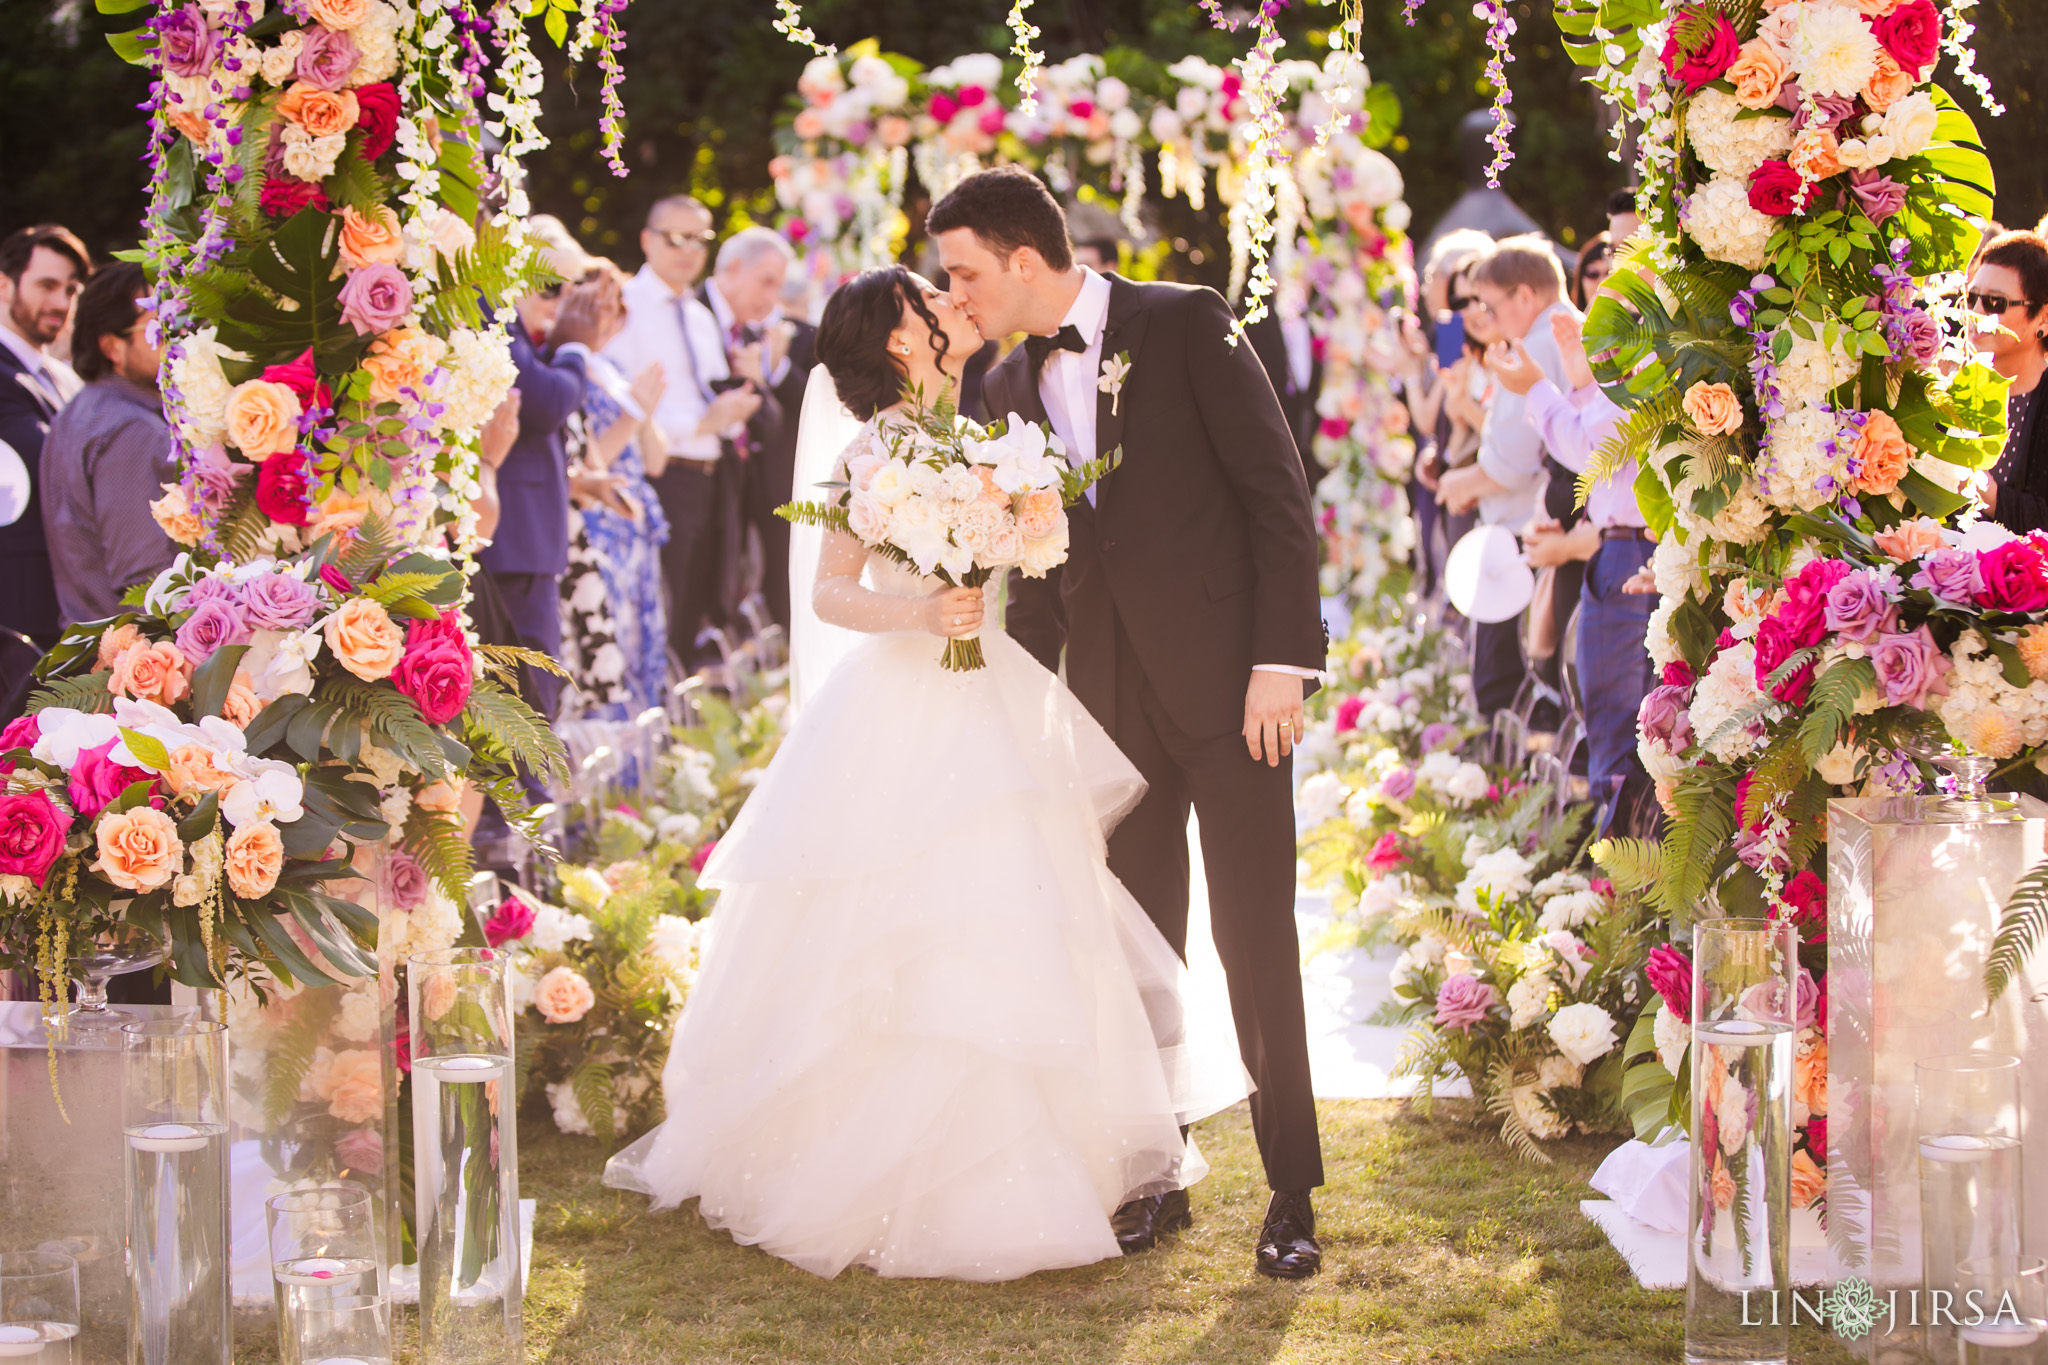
[1607,188,1642,246]
[1974,230,2048,532]
[1068,200,1124,273]
[1402,229,1495,598]
[1572,231,1614,311]
[39,262,177,627]
[1436,236,1578,716]
[608,196,764,669]
[0,224,88,678]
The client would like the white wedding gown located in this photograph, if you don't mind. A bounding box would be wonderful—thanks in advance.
[604,429,1247,1280]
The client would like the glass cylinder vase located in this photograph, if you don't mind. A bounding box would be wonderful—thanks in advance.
[1919,1053,2025,1361]
[266,1185,388,1365]
[0,1249,80,1362]
[1686,917,1796,1365]
[1958,1255,2048,1362]
[408,948,520,1364]
[121,1019,230,1365]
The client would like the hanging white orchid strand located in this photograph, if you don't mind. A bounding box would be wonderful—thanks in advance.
[1942,0,2002,115]
[1008,0,1046,114]
[1227,3,1293,337]
[772,0,834,56]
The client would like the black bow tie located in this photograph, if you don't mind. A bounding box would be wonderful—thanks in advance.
[1024,324,1087,370]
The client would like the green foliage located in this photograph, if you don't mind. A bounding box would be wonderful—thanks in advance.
[207,207,370,372]
[27,671,116,716]
[463,680,571,785]
[260,988,342,1125]
[1986,863,2048,1004]
[406,806,479,907]
[420,217,560,333]
[1795,659,1877,763]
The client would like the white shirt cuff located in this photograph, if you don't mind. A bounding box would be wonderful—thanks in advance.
[551,341,592,364]
[1254,664,1322,679]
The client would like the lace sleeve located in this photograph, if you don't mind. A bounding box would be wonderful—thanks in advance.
[812,529,934,635]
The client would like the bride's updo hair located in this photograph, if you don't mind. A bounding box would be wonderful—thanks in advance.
[816,266,951,419]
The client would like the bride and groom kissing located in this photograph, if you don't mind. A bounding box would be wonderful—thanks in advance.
[605,165,1330,1284]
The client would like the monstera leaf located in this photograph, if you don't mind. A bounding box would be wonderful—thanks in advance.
[1893,88,1997,278]
[210,208,372,373]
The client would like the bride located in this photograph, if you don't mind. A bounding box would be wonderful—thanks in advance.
[602,266,1245,1281]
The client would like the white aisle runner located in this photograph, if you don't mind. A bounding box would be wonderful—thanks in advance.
[1182,816,1468,1101]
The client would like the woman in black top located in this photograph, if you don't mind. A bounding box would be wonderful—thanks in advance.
[1973,230,2048,531]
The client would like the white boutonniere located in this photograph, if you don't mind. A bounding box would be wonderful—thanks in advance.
[1098,351,1132,416]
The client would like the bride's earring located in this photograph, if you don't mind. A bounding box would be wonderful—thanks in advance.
[896,343,912,356]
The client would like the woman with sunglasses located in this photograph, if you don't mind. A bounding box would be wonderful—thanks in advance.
[1970,229,2048,532]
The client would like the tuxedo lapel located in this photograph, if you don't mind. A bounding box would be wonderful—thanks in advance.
[1092,276,1149,506]
[0,350,56,420]
[986,342,1049,431]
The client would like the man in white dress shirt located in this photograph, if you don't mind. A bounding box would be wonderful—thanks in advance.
[606,196,764,667]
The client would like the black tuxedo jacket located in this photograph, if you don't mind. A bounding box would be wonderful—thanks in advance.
[1246,309,1327,487]
[693,284,787,454]
[986,275,1324,741]
[0,347,64,641]
[758,320,816,504]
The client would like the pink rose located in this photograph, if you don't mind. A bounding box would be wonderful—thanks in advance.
[0,715,40,775]
[70,738,155,819]
[1433,973,1496,1034]
[391,618,474,726]
[353,82,401,161]
[928,92,959,123]
[483,897,535,947]
[337,264,414,337]
[1334,695,1365,732]
[977,105,1006,137]
[1871,0,1941,73]
[1778,559,1852,644]
[1646,944,1693,1020]
[1752,616,1816,706]
[1748,159,1811,217]
[1637,684,1694,752]
[333,1128,384,1176]
[1365,831,1407,873]
[1660,7,1741,93]
[1975,536,2048,612]
[0,790,68,886]
[1377,767,1416,801]
[533,966,596,1024]
[379,847,429,912]
[690,840,717,873]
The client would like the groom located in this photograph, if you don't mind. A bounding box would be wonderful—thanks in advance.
[930,167,1327,1279]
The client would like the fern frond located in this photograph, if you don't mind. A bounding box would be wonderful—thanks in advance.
[319,675,449,778]
[1798,658,1877,762]
[475,644,571,688]
[570,1058,617,1144]
[404,807,476,907]
[28,672,115,716]
[1986,863,2048,1003]
[1484,1057,1555,1165]
[335,513,401,584]
[1592,835,1664,893]
[462,681,569,783]
[260,987,342,1126]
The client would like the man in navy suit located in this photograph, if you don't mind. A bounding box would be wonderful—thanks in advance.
[477,272,609,724]
[0,224,89,702]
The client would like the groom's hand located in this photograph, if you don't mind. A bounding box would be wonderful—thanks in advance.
[1244,670,1305,767]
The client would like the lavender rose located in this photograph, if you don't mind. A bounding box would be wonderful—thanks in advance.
[1433,973,1497,1034]
[338,264,413,337]
[1895,308,1943,365]
[175,597,251,665]
[1637,684,1695,753]
[381,848,429,913]
[295,27,360,92]
[182,575,241,612]
[1912,546,1982,604]
[187,442,249,515]
[1377,767,1417,801]
[158,6,221,79]
[1849,171,1908,225]
[239,571,322,631]
[1869,624,1950,709]
[1823,571,1897,644]
[1420,721,1459,753]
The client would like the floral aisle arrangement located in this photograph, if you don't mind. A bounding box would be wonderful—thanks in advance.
[1544,0,2001,1197]
[778,390,1116,671]
[773,42,919,279]
[0,0,579,1008]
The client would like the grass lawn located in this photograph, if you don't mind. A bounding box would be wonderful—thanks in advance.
[238,1098,1863,1363]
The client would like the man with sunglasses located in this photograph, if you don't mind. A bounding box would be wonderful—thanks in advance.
[610,196,766,670]
[1969,230,2048,532]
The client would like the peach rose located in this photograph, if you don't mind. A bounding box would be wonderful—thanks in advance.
[308,0,372,27]
[1727,39,1789,109]
[421,970,457,1021]
[1852,411,1914,494]
[1863,51,1915,111]
[95,623,142,672]
[149,483,204,546]
[1711,1159,1736,1210]
[2017,624,2048,682]
[362,326,445,404]
[1017,489,1062,538]
[320,1048,384,1124]
[166,743,237,798]
[94,806,184,892]
[1794,1036,1828,1117]
[1790,1149,1827,1209]
[792,108,826,140]
[226,819,285,898]
[277,82,360,139]
[309,489,374,541]
[1872,516,1945,561]
[877,115,913,148]
[224,379,303,459]
[1790,129,1844,182]
[533,966,596,1024]
[1854,0,1900,14]
[337,203,404,270]
[1682,381,1745,436]
[220,671,264,728]
[415,779,464,813]
[324,598,405,681]
[170,108,215,146]
[109,640,192,706]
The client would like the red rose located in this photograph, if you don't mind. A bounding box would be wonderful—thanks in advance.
[1365,831,1407,874]
[1748,159,1811,217]
[259,176,329,219]
[1871,0,1941,75]
[1782,869,1827,944]
[353,82,401,160]
[69,738,155,819]
[955,84,987,109]
[0,789,68,886]
[1661,660,1695,688]
[255,450,313,527]
[928,92,959,124]
[1753,615,1816,706]
[391,626,474,725]
[260,349,331,412]
[1975,536,2048,613]
[1660,8,1741,94]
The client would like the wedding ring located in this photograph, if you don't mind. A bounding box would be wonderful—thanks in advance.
[954,616,963,626]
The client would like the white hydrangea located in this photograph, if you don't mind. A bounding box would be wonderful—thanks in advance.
[1456,846,1535,915]
[1296,770,1348,826]
[333,985,382,1043]
[1684,174,1776,272]
[1416,749,1464,790]
[546,1080,596,1137]
[1645,598,1682,669]
[379,884,463,967]
[646,914,701,974]
[1674,470,1774,548]
[1691,639,1772,762]
[1760,407,1852,512]
[1935,629,2048,756]
[350,1,404,85]
[1686,87,1794,178]
[1444,762,1492,807]
[1650,534,1705,602]
[1548,1001,1620,1067]
[527,904,596,954]
[1774,329,1858,412]
[1531,871,1590,902]
[1653,1002,1690,1076]
[1511,1074,1573,1139]
[1508,972,1555,1029]
[1538,890,1608,934]
[168,328,241,446]
[436,328,518,435]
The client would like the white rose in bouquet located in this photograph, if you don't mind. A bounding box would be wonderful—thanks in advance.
[1455,847,1535,914]
[1654,1003,1690,1076]
[1445,762,1492,807]
[1538,889,1607,934]
[1538,1053,1585,1091]
[1295,771,1348,826]
[1508,972,1555,1029]
[1881,92,1939,159]
[1548,1001,1620,1067]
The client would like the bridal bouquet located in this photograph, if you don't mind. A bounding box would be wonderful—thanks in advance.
[779,389,1118,670]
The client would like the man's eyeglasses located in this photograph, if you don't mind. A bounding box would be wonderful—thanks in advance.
[1447,294,1472,312]
[536,281,564,300]
[1968,291,2038,316]
[650,227,716,250]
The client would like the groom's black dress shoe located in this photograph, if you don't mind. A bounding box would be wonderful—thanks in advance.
[1113,1188,1193,1254]
[1255,1190,1321,1279]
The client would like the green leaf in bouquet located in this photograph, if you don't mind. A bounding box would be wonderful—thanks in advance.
[475,644,572,688]
[164,899,226,989]
[468,769,560,864]
[243,902,347,988]
[27,671,115,717]
[570,1059,619,1144]
[336,514,403,585]
[282,891,377,978]
[404,807,477,907]
[287,700,339,762]
[322,145,389,220]
[462,680,569,783]
[1796,658,1877,762]
[1668,592,1718,673]
[313,888,379,942]
[188,643,251,722]
[380,553,466,605]
[320,676,448,777]
[258,987,342,1126]
[242,693,311,756]
[117,727,172,776]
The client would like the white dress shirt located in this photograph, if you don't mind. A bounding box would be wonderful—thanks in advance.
[0,320,79,409]
[606,265,728,461]
[702,278,793,388]
[1475,300,1575,531]
[1030,269,1316,683]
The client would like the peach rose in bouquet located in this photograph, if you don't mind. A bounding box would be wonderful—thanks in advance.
[533,966,597,1024]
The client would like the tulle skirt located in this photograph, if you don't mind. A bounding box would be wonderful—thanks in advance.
[602,626,1249,1281]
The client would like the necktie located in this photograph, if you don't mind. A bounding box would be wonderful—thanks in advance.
[1024,324,1087,370]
